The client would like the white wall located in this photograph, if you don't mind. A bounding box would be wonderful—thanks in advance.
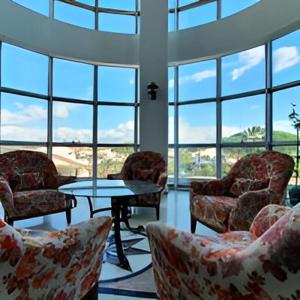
[169,0,300,64]
[139,0,168,158]
[0,0,138,66]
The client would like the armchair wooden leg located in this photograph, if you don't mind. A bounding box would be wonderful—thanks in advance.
[191,215,197,233]
[66,208,71,225]
[81,283,98,300]
[155,206,160,220]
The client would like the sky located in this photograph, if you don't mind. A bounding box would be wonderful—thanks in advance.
[2,0,300,146]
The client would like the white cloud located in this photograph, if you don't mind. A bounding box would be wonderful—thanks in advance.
[99,121,134,143]
[53,102,79,119]
[1,105,47,126]
[179,69,216,85]
[169,79,174,89]
[231,46,264,80]
[273,46,300,73]
[1,126,46,141]
[273,120,295,134]
[54,127,92,143]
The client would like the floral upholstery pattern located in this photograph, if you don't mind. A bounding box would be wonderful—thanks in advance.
[0,216,112,299]
[108,151,167,211]
[0,150,76,224]
[147,204,300,300]
[190,151,294,232]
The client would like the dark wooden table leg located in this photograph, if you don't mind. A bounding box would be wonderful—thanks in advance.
[112,202,132,271]
[87,196,94,218]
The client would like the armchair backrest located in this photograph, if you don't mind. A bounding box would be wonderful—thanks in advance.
[228,150,294,194]
[120,151,167,186]
[0,150,58,191]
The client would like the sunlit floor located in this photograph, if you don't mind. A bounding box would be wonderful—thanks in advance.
[0,190,216,299]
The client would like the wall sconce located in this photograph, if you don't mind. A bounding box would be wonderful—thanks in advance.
[147,81,159,100]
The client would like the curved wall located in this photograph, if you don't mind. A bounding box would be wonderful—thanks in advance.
[169,0,300,64]
[0,0,139,66]
[1,0,300,65]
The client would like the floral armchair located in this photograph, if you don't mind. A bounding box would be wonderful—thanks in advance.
[0,150,76,225]
[190,150,294,233]
[147,204,300,300]
[0,216,112,300]
[107,151,167,224]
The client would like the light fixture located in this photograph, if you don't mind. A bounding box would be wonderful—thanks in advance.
[147,81,159,100]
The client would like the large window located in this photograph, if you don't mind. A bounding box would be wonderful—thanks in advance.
[0,42,138,179]
[170,28,300,186]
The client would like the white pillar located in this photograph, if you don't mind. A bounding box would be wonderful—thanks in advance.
[139,0,168,159]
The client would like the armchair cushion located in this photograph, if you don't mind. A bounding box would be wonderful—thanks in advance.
[11,172,44,191]
[229,177,269,197]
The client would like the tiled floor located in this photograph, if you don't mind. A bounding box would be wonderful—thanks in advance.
[0,189,216,299]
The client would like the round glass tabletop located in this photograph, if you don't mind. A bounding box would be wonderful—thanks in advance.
[58,179,163,198]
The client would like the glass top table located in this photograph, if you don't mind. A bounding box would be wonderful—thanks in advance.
[59,179,163,271]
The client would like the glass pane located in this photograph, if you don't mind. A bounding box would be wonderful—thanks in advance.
[78,0,95,5]
[179,60,216,101]
[169,105,174,144]
[179,148,216,179]
[178,102,216,144]
[222,0,259,18]
[169,12,175,32]
[273,146,296,186]
[98,106,135,144]
[179,0,196,6]
[0,93,47,142]
[272,29,300,86]
[53,102,93,143]
[53,146,93,177]
[99,0,136,10]
[99,13,136,34]
[97,147,134,178]
[54,1,94,29]
[1,44,48,95]
[14,0,49,16]
[179,3,217,30]
[98,66,135,102]
[222,147,265,176]
[0,145,47,154]
[168,67,175,102]
[168,148,175,184]
[273,86,300,142]
[222,46,265,96]
[169,0,176,9]
[222,95,265,143]
[53,59,94,100]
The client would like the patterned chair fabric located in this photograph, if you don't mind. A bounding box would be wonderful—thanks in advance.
[190,150,294,232]
[0,216,112,300]
[0,150,76,225]
[147,204,300,300]
[107,151,167,220]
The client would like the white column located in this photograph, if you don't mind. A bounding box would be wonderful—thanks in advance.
[139,0,168,159]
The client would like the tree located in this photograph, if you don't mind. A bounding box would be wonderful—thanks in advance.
[242,126,265,142]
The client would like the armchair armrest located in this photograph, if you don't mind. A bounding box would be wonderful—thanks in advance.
[229,188,282,231]
[107,173,122,180]
[190,176,232,196]
[0,177,15,216]
[55,175,76,187]
[17,217,112,298]
[157,171,168,189]
[249,204,290,238]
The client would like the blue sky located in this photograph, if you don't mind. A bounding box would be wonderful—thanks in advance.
[2,0,300,145]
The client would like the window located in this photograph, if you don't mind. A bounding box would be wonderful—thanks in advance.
[222,95,265,143]
[179,2,217,30]
[98,66,135,102]
[222,46,265,96]
[0,93,47,142]
[14,0,49,16]
[98,106,135,144]
[272,29,300,86]
[179,60,216,101]
[53,59,94,101]
[178,102,216,144]
[222,0,259,18]
[99,0,136,11]
[54,1,94,29]
[1,44,48,95]
[53,102,93,143]
[99,13,136,34]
